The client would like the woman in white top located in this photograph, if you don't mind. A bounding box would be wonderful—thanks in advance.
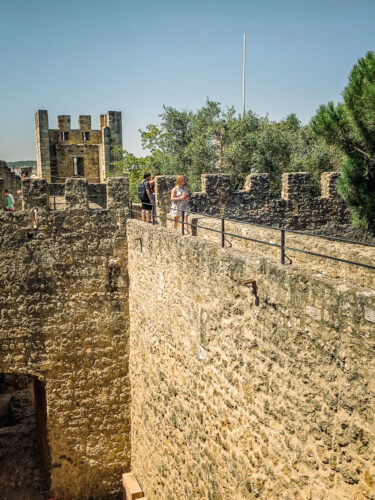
[170,175,190,233]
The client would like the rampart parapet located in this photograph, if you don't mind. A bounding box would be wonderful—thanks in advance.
[0,176,129,219]
[155,171,350,229]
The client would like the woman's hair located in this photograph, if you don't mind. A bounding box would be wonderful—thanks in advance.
[176,175,185,186]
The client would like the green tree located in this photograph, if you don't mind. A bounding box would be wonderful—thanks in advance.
[311,51,375,231]
[216,109,263,188]
[289,126,344,195]
[140,99,225,190]
[109,148,153,201]
[137,99,342,197]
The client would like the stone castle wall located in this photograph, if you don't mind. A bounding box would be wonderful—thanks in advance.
[1,170,374,499]
[0,177,130,499]
[49,182,108,208]
[128,220,375,499]
[155,171,350,229]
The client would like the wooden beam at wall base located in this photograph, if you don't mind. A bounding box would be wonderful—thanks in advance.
[122,472,144,500]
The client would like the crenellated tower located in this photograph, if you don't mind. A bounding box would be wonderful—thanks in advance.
[34,110,123,184]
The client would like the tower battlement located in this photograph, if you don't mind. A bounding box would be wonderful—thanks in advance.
[34,110,123,184]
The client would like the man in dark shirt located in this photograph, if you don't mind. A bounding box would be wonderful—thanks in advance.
[140,173,153,222]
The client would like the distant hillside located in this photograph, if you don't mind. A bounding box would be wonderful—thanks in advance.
[7,160,36,168]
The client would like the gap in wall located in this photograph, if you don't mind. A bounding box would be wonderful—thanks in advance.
[0,374,50,499]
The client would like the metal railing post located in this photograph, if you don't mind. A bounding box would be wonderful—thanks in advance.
[53,197,56,210]
[280,228,285,265]
[182,210,185,235]
[152,203,156,225]
[130,201,133,219]
[221,218,225,248]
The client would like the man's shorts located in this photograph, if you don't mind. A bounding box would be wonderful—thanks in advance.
[141,200,152,211]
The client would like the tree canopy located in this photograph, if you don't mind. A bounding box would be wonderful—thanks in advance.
[311,51,375,231]
[111,99,343,200]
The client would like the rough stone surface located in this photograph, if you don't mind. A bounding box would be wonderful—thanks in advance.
[128,220,375,500]
[2,170,374,499]
[22,178,49,210]
[155,172,351,229]
[0,178,130,499]
[49,182,108,208]
[65,177,89,208]
[189,216,375,289]
[107,176,129,209]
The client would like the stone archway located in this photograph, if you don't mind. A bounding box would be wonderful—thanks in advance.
[0,374,51,499]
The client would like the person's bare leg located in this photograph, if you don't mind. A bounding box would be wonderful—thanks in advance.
[147,210,152,222]
[142,210,146,222]
[184,216,189,233]
[174,216,180,229]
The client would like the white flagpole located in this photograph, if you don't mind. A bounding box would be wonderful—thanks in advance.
[242,33,246,117]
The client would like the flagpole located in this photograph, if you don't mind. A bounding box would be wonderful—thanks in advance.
[242,33,246,117]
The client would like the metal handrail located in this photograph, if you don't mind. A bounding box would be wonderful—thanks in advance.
[129,202,375,270]
[187,209,375,248]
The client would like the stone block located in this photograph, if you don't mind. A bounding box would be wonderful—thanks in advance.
[202,174,231,197]
[244,173,270,199]
[35,110,51,181]
[22,178,49,209]
[78,115,92,130]
[65,178,88,209]
[57,115,71,131]
[107,177,129,209]
[155,175,177,225]
[281,172,311,201]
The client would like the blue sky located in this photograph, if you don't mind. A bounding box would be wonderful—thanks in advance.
[0,0,374,161]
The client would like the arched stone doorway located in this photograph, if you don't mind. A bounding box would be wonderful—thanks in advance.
[0,374,51,499]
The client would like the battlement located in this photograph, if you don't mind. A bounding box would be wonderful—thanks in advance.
[155,171,349,229]
[13,177,129,213]
[48,111,122,132]
[57,115,71,131]
[78,115,91,130]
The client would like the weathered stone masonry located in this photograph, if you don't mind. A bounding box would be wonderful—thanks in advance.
[0,177,130,499]
[1,171,375,499]
[156,171,350,229]
[128,220,375,500]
